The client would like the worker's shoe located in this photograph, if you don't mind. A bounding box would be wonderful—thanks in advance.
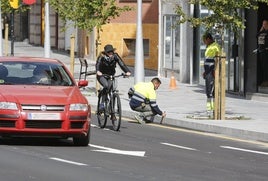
[206,102,212,111]
[144,116,155,123]
[134,114,144,124]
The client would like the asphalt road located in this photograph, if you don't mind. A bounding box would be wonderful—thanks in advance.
[0,115,268,181]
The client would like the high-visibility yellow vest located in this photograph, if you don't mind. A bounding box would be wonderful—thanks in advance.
[9,0,19,9]
[134,82,156,100]
[205,42,221,58]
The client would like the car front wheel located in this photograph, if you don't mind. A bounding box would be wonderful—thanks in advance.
[73,130,90,146]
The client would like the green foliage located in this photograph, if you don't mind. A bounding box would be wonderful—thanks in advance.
[49,0,134,32]
[175,0,268,34]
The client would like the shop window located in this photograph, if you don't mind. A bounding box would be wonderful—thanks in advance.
[163,15,180,70]
[123,38,149,59]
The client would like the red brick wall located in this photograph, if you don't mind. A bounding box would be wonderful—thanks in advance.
[111,0,158,24]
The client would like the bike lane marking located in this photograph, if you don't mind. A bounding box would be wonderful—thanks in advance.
[50,157,88,166]
[89,144,146,157]
[220,146,268,156]
[161,142,198,151]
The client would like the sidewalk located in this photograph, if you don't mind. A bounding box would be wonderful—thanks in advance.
[8,41,268,143]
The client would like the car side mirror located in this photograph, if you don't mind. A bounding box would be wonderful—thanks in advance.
[78,80,88,87]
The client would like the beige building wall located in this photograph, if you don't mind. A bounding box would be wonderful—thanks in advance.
[98,23,158,70]
[29,2,42,45]
[29,1,65,50]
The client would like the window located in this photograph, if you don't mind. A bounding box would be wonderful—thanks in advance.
[163,15,180,70]
[123,38,149,59]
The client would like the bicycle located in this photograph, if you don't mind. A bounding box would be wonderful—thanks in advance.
[96,73,127,131]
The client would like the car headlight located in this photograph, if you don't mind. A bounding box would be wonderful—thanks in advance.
[70,104,88,111]
[0,102,18,110]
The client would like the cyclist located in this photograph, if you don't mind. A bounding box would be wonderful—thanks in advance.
[129,77,166,124]
[96,44,131,114]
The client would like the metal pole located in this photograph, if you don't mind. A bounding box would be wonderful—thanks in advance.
[95,28,101,95]
[214,57,219,120]
[44,1,51,58]
[134,0,144,84]
[0,1,3,56]
[157,0,162,77]
[4,24,8,56]
[10,10,15,56]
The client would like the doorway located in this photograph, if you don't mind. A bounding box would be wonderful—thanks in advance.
[257,3,268,93]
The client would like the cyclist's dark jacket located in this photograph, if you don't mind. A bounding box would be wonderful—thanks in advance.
[96,53,130,75]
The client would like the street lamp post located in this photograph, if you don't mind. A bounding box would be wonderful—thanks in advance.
[44,1,51,58]
[134,0,144,84]
[10,10,15,56]
[0,1,2,56]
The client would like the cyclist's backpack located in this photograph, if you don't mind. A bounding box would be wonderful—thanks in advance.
[128,87,134,99]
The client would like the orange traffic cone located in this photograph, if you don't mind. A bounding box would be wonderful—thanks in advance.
[169,73,177,89]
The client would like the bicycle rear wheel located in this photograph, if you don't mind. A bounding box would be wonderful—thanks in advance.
[111,93,121,131]
[97,91,108,128]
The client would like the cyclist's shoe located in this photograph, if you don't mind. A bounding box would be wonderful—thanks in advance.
[99,103,105,112]
[111,114,117,121]
[134,114,144,124]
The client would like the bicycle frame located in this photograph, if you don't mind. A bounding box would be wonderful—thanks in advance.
[103,73,125,92]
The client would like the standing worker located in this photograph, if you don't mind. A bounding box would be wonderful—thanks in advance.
[256,19,268,87]
[129,77,166,124]
[202,32,221,115]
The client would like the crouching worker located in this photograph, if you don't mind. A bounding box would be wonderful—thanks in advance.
[129,77,166,124]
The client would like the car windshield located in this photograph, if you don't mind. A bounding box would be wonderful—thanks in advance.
[0,61,74,86]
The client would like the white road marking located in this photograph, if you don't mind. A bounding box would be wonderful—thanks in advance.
[89,144,146,157]
[221,146,268,156]
[161,142,197,151]
[49,157,88,166]
[91,124,98,128]
[150,124,268,148]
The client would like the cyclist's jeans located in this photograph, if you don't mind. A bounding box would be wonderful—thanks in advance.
[97,75,113,91]
[97,75,113,104]
[133,103,155,118]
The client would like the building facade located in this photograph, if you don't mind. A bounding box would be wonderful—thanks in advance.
[158,1,268,97]
[25,0,159,70]
[89,0,159,70]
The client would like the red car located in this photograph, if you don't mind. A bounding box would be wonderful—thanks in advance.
[0,57,91,146]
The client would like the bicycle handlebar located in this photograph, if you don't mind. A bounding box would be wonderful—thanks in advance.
[102,73,129,79]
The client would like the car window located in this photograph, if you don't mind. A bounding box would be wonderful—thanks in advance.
[0,61,74,86]
[50,65,74,86]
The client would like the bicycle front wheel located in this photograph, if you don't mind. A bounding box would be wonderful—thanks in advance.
[111,93,122,131]
[97,91,108,128]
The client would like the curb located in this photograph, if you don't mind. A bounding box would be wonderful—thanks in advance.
[90,104,268,143]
